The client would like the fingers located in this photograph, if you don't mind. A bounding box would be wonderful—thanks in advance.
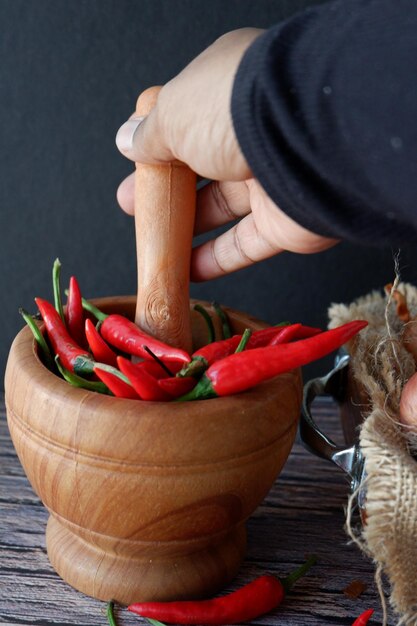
[191,213,283,281]
[116,105,174,165]
[117,172,135,215]
[118,176,252,228]
[195,181,251,234]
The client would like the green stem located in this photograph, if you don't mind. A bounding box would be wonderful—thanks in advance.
[194,304,215,343]
[72,293,108,322]
[212,301,232,339]
[55,356,110,394]
[281,554,317,594]
[19,308,55,370]
[235,328,252,353]
[177,355,207,379]
[94,362,132,385]
[52,258,65,323]
[176,374,217,401]
[146,620,167,626]
[106,601,118,626]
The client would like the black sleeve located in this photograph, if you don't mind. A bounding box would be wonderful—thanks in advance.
[231,0,417,245]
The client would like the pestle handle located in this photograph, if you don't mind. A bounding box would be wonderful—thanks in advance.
[134,86,196,354]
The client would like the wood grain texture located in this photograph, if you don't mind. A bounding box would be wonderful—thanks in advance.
[4,298,301,606]
[0,393,395,625]
[134,86,196,353]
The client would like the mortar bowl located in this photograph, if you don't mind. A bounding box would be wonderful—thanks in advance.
[5,296,302,604]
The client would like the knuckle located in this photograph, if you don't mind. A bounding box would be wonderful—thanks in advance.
[210,182,240,221]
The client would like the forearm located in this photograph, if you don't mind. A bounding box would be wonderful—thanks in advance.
[232,0,417,244]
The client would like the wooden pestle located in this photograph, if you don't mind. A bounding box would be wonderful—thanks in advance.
[134,87,196,354]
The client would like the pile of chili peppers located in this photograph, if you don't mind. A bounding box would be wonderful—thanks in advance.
[106,560,375,626]
[22,259,368,402]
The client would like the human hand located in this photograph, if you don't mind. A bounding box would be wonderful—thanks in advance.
[116,28,338,280]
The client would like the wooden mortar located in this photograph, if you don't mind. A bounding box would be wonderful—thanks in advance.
[5,296,302,604]
[5,87,302,603]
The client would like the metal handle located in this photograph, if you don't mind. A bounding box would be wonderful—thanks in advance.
[299,353,365,494]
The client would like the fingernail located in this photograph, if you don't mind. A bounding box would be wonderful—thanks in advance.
[116,116,145,154]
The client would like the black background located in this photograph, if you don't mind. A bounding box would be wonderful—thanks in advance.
[2,0,417,389]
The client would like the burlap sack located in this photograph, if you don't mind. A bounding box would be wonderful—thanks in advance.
[328,282,417,626]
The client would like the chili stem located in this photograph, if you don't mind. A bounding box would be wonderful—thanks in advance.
[144,346,174,376]
[146,619,167,626]
[69,292,108,322]
[234,328,252,353]
[281,554,317,593]
[19,308,55,370]
[55,356,110,394]
[194,304,215,343]
[52,258,65,323]
[94,362,132,385]
[106,601,118,626]
[212,301,232,339]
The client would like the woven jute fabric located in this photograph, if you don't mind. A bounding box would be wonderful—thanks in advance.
[328,283,417,625]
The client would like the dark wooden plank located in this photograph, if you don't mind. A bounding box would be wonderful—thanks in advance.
[0,393,394,625]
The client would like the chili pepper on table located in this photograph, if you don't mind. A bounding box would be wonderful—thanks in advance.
[107,601,118,626]
[352,608,374,625]
[117,356,171,401]
[35,297,95,375]
[128,555,317,625]
[178,320,368,401]
[65,275,86,348]
[79,299,190,365]
[85,318,118,367]
[94,363,140,399]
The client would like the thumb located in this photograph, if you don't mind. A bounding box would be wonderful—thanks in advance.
[115,108,174,164]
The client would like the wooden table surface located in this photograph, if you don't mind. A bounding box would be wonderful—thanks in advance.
[0,392,393,626]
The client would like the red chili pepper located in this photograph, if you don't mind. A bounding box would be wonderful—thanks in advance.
[128,555,316,625]
[35,297,94,375]
[180,325,296,378]
[352,608,374,625]
[96,313,190,365]
[117,356,171,401]
[65,276,86,348]
[179,320,368,400]
[246,325,296,348]
[94,364,140,399]
[292,324,323,339]
[267,323,303,346]
[85,318,118,367]
[268,323,323,345]
[158,375,196,398]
